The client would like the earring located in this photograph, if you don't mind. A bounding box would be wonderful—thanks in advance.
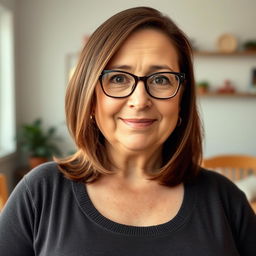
[177,117,182,126]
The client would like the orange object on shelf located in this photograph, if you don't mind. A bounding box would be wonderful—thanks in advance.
[217,80,236,94]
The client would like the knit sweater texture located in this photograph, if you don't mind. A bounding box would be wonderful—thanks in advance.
[0,162,255,255]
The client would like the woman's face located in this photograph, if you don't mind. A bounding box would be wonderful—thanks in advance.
[95,29,182,156]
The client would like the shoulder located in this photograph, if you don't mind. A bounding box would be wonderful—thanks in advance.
[22,161,71,201]
[14,161,74,216]
[191,169,256,254]
[196,168,239,190]
[195,168,243,196]
[24,161,64,186]
[193,168,251,213]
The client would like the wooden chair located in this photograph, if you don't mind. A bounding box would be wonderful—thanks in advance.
[0,173,9,211]
[202,154,256,212]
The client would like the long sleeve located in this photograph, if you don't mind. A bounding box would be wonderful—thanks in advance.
[0,178,35,256]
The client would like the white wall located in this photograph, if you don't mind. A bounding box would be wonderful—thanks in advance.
[0,4,16,157]
[0,0,15,9]
[15,0,256,158]
[0,0,16,190]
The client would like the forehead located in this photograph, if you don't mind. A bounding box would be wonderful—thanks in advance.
[106,28,179,72]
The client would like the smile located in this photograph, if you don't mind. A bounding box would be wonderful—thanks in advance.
[120,118,157,128]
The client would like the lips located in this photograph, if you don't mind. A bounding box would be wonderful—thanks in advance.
[120,118,157,128]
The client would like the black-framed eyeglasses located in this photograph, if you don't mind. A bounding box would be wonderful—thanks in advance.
[99,70,185,100]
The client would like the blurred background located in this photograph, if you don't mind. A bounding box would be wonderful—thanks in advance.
[0,0,256,191]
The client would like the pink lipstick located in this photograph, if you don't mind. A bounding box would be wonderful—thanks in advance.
[120,118,156,128]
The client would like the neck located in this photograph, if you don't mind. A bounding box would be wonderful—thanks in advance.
[105,142,163,183]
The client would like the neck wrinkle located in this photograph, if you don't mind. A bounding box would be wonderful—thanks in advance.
[105,141,163,181]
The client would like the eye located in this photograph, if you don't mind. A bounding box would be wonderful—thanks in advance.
[109,74,130,84]
[149,74,174,87]
[153,75,170,85]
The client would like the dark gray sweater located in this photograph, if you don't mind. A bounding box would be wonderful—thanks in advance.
[0,162,255,255]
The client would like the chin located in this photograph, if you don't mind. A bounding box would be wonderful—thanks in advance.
[121,140,158,153]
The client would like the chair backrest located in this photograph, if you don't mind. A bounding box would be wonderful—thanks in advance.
[0,173,8,211]
[202,154,256,181]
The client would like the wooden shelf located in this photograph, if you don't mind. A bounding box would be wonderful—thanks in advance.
[195,50,256,99]
[194,50,256,56]
[198,92,256,98]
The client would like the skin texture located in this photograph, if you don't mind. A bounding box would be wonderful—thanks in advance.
[95,29,182,177]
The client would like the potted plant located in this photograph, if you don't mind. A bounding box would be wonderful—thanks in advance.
[243,40,256,51]
[17,119,61,168]
[197,81,210,94]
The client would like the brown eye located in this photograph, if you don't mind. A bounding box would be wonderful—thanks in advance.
[109,74,130,85]
[153,75,170,85]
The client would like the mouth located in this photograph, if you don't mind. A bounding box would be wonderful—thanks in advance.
[120,118,157,128]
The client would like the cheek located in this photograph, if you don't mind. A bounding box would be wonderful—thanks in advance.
[159,96,180,121]
[162,103,179,116]
[162,106,179,132]
[157,97,181,139]
[94,88,123,132]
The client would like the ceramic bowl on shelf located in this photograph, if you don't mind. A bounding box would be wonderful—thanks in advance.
[217,34,238,53]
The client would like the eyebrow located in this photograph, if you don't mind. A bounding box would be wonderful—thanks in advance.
[108,65,175,73]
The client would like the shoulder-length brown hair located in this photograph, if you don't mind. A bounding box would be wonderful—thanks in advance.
[56,6,203,186]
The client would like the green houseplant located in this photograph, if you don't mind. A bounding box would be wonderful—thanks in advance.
[197,80,210,94]
[243,40,256,51]
[17,119,61,168]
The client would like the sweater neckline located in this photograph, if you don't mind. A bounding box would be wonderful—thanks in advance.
[73,180,196,237]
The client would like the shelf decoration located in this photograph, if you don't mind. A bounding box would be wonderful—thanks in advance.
[243,40,256,51]
[250,68,256,93]
[217,33,238,53]
[194,36,256,98]
[217,80,236,94]
[197,81,210,95]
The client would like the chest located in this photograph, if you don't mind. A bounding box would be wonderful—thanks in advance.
[33,180,241,256]
[86,184,184,226]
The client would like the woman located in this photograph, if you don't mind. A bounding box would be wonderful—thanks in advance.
[0,6,255,256]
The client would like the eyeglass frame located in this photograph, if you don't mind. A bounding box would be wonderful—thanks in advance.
[99,69,186,100]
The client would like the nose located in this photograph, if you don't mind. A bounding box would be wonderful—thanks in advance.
[127,80,152,109]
